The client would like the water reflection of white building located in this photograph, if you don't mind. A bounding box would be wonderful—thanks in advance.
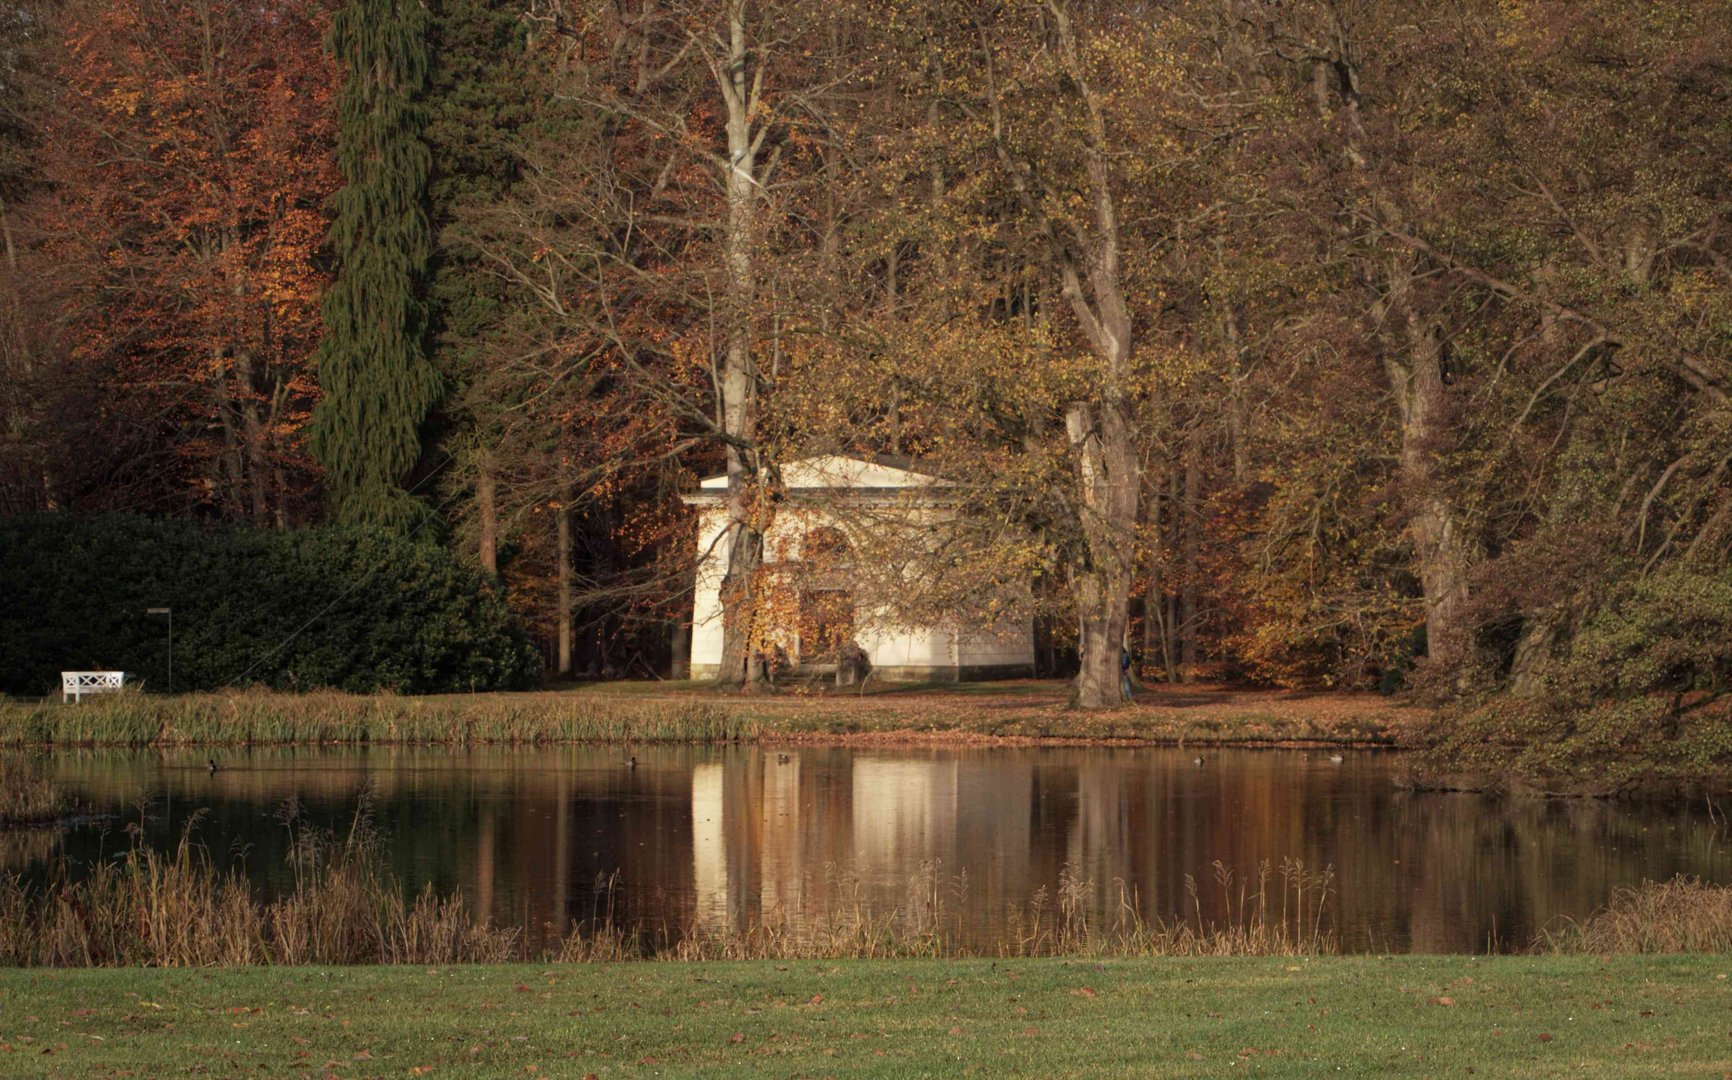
[760,754,802,917]
[691,754,810,933]
[691,763,732,931]
[850,757,959,873]
[691,752,1052,944]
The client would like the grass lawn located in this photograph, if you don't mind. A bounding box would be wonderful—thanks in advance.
[1,955,1727,1077]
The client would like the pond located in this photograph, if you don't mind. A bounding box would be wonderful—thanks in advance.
[7,745,1730,954]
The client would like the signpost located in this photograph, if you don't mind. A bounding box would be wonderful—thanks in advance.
[146,607,172,693]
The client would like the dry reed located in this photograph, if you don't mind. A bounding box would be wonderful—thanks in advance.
[1,836,1340,966]
[0,755,69,824]
[0,690,753,748]
[1534,876,1732,954]
[554,857,1339,962]
[0,802,516,967]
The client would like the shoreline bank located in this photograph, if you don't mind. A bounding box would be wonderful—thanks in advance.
[0,681,1413,750]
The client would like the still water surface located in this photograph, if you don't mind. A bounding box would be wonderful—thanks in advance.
[9,745,1730,953]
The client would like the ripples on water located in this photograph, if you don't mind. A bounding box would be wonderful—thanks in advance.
[9,746,1730,953]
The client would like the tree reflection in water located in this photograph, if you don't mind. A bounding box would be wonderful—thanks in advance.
[13,745,1731,953]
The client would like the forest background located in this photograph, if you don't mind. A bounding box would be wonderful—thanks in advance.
[1,1,1728,736]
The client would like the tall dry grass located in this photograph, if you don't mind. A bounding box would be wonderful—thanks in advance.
[1535,876,1732,954]
[561,857,1338,961]
[0,755,69,824]
[1,828,1340,966]
[0,690,753,748]
[0,802,517,967]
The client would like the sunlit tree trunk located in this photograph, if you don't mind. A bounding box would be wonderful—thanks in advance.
[710,0,769,690]
[1381,262,1473,673]
[1046,1,1141,709]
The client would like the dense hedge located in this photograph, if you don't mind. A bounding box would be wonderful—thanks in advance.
[0,514,540,696]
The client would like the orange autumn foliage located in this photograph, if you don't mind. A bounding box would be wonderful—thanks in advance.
[36,0,339,523]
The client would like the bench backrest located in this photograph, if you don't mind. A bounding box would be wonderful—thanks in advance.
[62,671,126,701]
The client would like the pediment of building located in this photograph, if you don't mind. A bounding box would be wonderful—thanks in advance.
[695,454,942,493]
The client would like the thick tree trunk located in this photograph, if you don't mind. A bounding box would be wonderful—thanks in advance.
[1508,613,1560,696]
[710,1,767,690]
[1510,586,1588,695]
[1045,1,1142,710]
[716,498,764,687]
[1383,274,1474,673]
[1066,398,1139,708]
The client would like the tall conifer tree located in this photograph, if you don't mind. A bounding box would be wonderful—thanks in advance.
[311,0,441,530]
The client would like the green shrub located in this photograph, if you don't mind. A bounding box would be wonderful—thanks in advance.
[1415,568,1732,788]
[1553,569,1732,701]
[0,513,539,695]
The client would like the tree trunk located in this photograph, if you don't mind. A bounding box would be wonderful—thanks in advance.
[477,450,498,577]
[1066,398,1138,708]
[556,487,573,677]
[1383,267,1473,673]
[1510,586,1588,695]
[214,374,248,520]
[1045,1,1142,709]
[234,350,269,527]
[710,1,767,690]
[716,513,764,686]
[1179,428,1202,681]
[1142,473,1168,684]
[1222,305,1250,484]
[671,620,690,679]
[1508,612,1559,696]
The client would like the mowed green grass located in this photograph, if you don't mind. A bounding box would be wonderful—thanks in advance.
[1,956,1728,1078]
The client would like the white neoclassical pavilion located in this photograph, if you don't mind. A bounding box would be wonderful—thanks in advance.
[681,455,1035,682]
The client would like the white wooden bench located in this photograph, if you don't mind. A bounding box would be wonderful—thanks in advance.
[62,671,126,703]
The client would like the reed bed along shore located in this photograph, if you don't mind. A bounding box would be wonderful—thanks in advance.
[0,805,1339,966]
[0,690,754,748]
[560,857,1339,963]
[4,800,1722,966]
[1535,875,1732,954]
[0,755,69,825]
[0,808,516,968]
[0,682,1409,749]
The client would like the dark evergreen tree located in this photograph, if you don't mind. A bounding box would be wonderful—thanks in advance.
[421,0,532,573]
[310,0,441,530]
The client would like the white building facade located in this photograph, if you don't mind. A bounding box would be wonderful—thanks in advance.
[682,455,1036,682]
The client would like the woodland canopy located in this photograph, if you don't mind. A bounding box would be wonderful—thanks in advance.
[1,0,1728,716]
